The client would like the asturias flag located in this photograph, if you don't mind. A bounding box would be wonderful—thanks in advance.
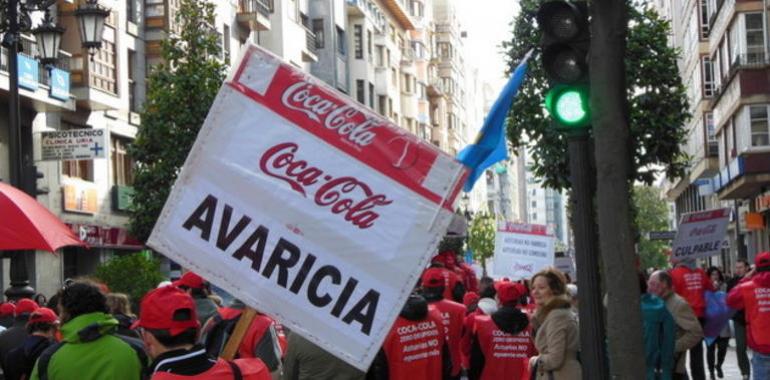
[456,49,533,192]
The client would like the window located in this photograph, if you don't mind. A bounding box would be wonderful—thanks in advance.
[368,83,374,108]
[61,123,94,181]
[745,13,765,63]
[376,45,384,66]
[90,26,117,94]
[388,98,394,118]
[700,0,709,38]
[128,50,138,112]
[111,136,134,186]
[354,25,363,59]
[126,0,135,23]
[356,80,365,104]
[367,30,373,61]
[750,105,770,146]
[313,19,324,49]
[705,112,716,142]
[223,24,230,64]
[378,95,387,116]
[702,57,714,97]
[336,27,346,55]
[531,201,536,208]
[391,68,397,86]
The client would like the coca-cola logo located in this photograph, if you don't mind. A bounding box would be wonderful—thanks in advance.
[260,142,393,229]
[281,81,382,147]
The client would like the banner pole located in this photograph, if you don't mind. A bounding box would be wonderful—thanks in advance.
[221,307,258,360]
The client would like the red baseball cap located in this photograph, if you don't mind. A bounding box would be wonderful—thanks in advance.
[463,292,480,307]
[15,299,39,316]
[756,252,770,269]
[172,272,205,289]
[27,307,58,325]
[498,282,527,304]
[132,285,200,336]
[0,303,15,317]
[421,268,445,288]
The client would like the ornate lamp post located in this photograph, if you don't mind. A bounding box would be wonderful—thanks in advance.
[1,0,108,300]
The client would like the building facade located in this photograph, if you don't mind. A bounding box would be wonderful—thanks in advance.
[659,0,770,265]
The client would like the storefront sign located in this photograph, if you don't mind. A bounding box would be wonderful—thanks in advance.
[62,182,99,214]
[745,212,765,230]
[39,129,108,161]
[49,68,70,101]
[493,222,555,280]
[671,208,730,261]
[65,223,143,249]
[147,44,466,371]
[17,54,38,91]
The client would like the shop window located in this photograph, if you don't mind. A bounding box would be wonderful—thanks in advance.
[61,123,95,182]
[111,135,135,186]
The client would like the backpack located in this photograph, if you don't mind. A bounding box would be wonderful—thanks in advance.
[641,294,675,380]
[201,312,239,358]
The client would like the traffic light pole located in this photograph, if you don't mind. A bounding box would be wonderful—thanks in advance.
[568,132,608,380]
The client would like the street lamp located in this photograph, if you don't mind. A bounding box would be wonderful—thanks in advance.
[75,0,109,58]
[2,0,109,300]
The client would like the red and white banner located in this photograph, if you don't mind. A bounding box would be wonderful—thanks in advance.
[492,222,555,280]
[671,208,730,261]
[147,44,467,370]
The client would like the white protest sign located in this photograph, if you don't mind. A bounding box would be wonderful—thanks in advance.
[147,44,467,370]
[37,129,108,161]
[671,208,730,261]
[493,222,555,280]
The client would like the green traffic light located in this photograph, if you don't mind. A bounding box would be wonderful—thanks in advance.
[545,85,590,129]
[555,90,587,124]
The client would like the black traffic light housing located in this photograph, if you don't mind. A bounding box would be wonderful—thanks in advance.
[537,1,591,132]
[23,165,48,196]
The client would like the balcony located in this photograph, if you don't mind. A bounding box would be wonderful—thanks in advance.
[380,0,415,30]
[711,153,770,199]
[0,43,76,112]
[237,0,272,31]
[346,0,387,32]
[401,47,415,64]
[426,77,444,97]
[301,27,318,62]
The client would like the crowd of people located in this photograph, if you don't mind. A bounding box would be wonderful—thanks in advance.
[0,247,768,379]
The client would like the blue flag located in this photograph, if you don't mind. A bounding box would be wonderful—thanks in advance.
[456,50,532,192]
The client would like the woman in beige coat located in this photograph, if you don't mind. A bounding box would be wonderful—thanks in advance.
[528,268,582,379]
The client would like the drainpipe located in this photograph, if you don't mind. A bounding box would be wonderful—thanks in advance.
[330,0,340,90]
[765,0,769,61]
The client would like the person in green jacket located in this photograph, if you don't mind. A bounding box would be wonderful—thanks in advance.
[30,281,147,380]
[642,292,676,380]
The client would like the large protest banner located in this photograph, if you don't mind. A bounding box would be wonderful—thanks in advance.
[147,44,467,370]
[493,223,555,280]
[671,208,730,261]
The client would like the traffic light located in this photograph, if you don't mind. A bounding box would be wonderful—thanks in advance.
[23,165,48,196]
[537,1,591,131]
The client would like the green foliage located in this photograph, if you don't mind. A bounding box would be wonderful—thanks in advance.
[93,252,164,307]
[468,213,496,274]
[632,185,671,269]
[128,0,226,241]
[503,0,690,190]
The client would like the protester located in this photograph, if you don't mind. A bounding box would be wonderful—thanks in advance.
[420,268,467,379]
[30,281,146,380]
[463,292,480,314]
[529,268,581,379]
[4,307,59,380]
[461,283,497,371]
[134,285,270,379]
[648,270,704,380]
[429,254,466,303]
[468,282,534,380]
[641,281,675,380]
[200,299,282,375]
[0,303,16,329]
[727,252,770,380]
[173,272,219,327]
[670,260,714,380]
[726,259,751,380]
[283,331,365,380]
[0,298,38,367]
[368,293,451,379]
[566,284,578,319]
[107,293,140,339]
[705,267,729,379]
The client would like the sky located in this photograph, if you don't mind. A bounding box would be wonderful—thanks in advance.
[456,0,520,94]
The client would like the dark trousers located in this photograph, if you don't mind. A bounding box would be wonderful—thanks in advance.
[734,321,751,377]
[688,318,706,380]
[706,336,728,374]
[673,372,689,380]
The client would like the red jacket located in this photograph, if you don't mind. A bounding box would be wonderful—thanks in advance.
[461,308,485,369]
[459,263,479,293]
[470,314,535,380]
[670,266,714,318]
[727,272,770,354]
[430,299,467,376]
[382,306,447,380]
[151,358,270,380]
